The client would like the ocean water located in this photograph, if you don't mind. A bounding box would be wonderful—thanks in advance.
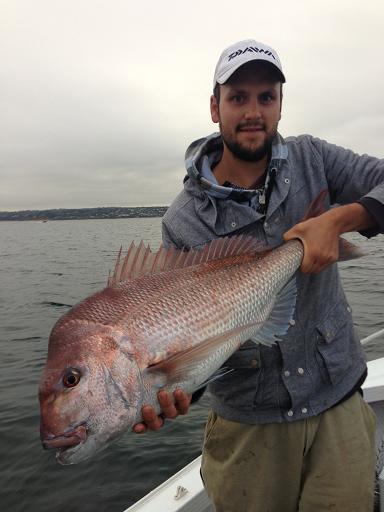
[0,218,383,512]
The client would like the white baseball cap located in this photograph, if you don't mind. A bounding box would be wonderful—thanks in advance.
[213,39,285,89]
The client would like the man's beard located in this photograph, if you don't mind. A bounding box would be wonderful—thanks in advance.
[220,124,276,162]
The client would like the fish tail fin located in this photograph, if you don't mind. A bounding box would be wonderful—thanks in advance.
[337,238,366,261]
[303,189,366,262]
[302,189,328,221]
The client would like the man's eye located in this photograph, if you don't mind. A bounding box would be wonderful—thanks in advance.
[231,95,246,104]
[260,93,273,104]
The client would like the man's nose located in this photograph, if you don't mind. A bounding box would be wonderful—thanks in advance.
[244,101,262,120]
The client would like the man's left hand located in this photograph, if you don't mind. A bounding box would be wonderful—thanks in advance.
[283,215,340,273]
[283,203,375,274]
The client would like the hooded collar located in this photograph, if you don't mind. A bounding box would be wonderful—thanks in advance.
[184,132,288,209]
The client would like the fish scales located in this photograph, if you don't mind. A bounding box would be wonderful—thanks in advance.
[125,240,303,360]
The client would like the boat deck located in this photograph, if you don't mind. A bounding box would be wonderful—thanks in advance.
[125,355,384,512]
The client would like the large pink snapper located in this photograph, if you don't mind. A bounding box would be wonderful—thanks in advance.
[39,202,361,464]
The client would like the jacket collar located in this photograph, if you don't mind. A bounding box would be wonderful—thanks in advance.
[183,132,291,236]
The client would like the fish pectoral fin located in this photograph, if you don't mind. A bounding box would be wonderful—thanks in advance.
[144,323,261,385]
[196,367,235,389]
[250,276,297,346]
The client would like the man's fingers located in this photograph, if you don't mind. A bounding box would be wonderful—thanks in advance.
[157,391,179,418]
[174,389,192,415]
[132,389,191,434]
[141,405,165,430]
[132,422,147,434]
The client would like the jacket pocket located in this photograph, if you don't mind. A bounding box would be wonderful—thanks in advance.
[209,343,263,410]
[224,342,261,369]
[315,302,353,385]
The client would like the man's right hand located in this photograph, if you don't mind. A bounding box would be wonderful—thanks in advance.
[132,389,192,433]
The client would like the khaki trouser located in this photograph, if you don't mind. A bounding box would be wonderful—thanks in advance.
[201,392,376,512]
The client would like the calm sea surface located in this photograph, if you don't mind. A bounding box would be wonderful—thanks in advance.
[0,218,383,512]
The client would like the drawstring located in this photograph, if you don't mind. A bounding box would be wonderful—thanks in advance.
[257,167,277,214]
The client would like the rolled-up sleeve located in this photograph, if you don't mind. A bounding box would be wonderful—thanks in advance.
[357,197,384,237]
[310,137,384,237]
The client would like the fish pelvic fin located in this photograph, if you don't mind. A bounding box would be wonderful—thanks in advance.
[108,235,269,286]
[250,276,297,346]
[301,190,365,262]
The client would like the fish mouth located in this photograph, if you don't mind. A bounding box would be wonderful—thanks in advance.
[41,424,87,451]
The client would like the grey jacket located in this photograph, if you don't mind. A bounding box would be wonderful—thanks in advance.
[162,133,384,424]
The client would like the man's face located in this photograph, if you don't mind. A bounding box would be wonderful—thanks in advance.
[210,63,282,162]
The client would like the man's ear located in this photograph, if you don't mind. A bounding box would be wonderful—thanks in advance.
[210,95,220,124]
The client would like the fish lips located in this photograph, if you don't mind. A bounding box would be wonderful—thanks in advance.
[41,424,87,452]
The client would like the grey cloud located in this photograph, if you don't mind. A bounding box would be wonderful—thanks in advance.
[2,0,384,210]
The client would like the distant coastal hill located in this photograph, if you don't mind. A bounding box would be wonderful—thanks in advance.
[0,206,168,221]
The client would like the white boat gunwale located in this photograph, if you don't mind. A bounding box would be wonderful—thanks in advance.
[124,331,384,512]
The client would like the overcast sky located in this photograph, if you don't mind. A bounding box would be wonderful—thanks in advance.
[2,0,384,210]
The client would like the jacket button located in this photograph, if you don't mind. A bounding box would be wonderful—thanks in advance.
[284,370,290,377]
[231,221,236,228]
[287,410,294,417]
[250,359,258,368]
[297,367,304,375]
[301,407,308,414]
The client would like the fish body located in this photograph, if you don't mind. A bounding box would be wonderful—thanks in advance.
[39,235,303,464]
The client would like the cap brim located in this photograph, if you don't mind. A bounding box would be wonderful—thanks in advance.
[216,57,286,85]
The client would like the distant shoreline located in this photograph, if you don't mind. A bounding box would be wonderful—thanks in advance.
[0,206,168,222]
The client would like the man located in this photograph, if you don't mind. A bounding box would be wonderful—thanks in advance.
[134,40,384,511]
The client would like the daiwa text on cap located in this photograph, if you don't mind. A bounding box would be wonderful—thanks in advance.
[213,39,286,88]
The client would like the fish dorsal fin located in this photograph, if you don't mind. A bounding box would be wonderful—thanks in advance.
[108,235,268,286]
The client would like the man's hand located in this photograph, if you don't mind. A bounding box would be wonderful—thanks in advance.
[132,389,192,433]
[283,215,340,274]
[283,203,375,274]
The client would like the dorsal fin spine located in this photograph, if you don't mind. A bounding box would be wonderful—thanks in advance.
[208,241,216,260]
[150,244,163,273]
[232,237,241,254]
[122,241,135,281]
[212,239,220,260]
[120,251,129,281]
[115,245,123,283]
[225,236,237,258]
[217,239,225,259]
[174,248,187,268]
[190,249,200,266]
[184,250,196,268]
[133,241,146,277]
[141,245,152,274]
[136,241,146,269]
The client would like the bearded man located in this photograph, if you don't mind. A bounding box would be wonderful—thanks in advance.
[134,39,384,512]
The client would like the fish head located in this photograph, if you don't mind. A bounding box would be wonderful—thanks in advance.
[39,319,142,464]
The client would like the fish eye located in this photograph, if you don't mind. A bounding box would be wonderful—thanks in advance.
[63,368,81,388]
